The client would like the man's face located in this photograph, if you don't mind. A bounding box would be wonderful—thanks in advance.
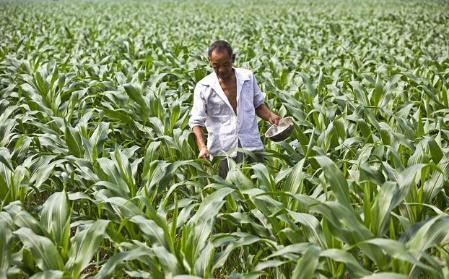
[209,50,234,80]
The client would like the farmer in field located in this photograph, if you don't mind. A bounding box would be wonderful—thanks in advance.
[189,40,281,178]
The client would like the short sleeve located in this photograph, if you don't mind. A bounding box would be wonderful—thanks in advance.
[252,73,265,109]
[188,84,207,129]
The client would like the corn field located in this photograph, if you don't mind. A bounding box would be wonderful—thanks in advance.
[1,0,449,278]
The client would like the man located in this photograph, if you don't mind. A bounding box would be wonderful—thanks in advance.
[189,40,281,178]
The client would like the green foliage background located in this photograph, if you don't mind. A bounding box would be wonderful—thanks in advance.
[1,0,449,278]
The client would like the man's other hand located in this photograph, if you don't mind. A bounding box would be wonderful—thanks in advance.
[269,113,281,126]
[255,104,281,126]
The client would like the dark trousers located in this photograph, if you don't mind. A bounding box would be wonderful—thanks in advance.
[218,150,264,179]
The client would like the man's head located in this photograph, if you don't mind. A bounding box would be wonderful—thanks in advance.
[208,40,235,80]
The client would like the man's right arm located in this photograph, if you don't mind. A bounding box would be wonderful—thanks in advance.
[192,126,209,159]
[189,84,209,159]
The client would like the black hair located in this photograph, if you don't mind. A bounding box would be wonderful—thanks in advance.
[208,40,234,58]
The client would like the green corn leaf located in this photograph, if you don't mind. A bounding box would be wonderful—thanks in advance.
[64,124,83,157]
[361,273,408,279]
[291,245,320,279]
[320,249,370,277]
[40,191,70,249]
[0,148,14,171]
[428,139,443,164]
[94,246,151,279]
[314,156,352,208]
[284,158,306,195]
[0,221,12,277]
[130,215,166,246]
[254,260,286,271]
[65,220,109,276]
[14,227,64,270]
[213,233,264,271]
[29,270,63,279]
[189,187,234,224]
[407,215,449,258]
[288,211,325,246]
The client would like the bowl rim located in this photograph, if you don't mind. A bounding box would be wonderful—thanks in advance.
[265,116,294,139]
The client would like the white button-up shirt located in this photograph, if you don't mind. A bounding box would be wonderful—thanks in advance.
[189,68,265,156]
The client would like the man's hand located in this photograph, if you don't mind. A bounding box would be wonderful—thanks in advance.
[198,146,210,160]
[269,113,281,126]
[193,126,209,160]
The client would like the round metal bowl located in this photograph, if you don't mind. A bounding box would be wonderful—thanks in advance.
[265,117,294,142]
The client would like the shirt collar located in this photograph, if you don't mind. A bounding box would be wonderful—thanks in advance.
[199,68,251,114]
[199,68,251,87]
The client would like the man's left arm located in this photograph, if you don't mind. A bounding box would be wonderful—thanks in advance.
[256,104,281,125]
[252,73,281,125]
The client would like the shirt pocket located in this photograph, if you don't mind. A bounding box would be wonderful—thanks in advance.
[206,91,228,116]
[242,94,256,116]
